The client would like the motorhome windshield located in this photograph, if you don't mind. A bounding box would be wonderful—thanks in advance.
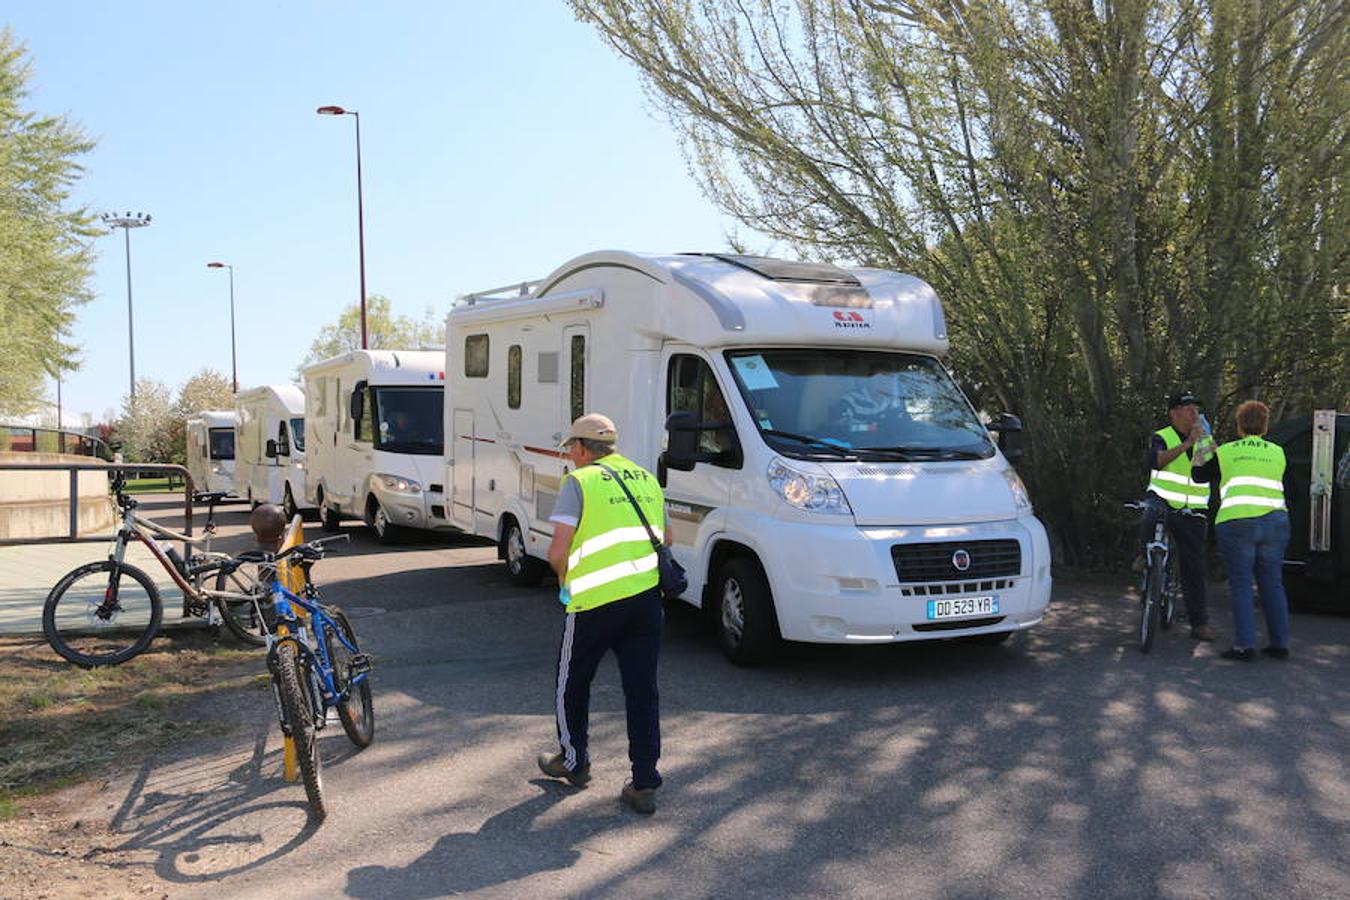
[208,428,235,461]
[289,417,305,452]
[373,387,443,455]
[725,349,993,462]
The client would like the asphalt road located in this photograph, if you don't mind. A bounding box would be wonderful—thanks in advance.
[68,497,1350,899]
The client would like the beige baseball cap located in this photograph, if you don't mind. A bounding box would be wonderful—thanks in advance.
[562,412,618,447]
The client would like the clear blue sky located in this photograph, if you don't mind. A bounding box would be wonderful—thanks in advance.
[6,1,745,424]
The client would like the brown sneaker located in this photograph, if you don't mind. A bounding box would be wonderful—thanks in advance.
[537,753,591,788]
[620,782,657,814]
[1190,624,1216,642]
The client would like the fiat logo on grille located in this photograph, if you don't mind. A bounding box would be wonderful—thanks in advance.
[951,549,972,572]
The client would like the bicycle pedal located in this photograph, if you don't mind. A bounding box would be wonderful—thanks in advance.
[348,653,373,676]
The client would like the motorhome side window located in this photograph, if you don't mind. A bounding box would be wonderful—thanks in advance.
[667,355,740,463]
[289,417,305,452]
[465,335,489,378]
[569,335,585,422]
[354,386,375,443]
[507,344,522,409]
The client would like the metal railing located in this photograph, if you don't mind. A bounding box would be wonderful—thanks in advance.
[0,424,111,460]
[0,462,195,547]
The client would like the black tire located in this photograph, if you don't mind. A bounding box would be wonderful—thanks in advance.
[214,566,270,647]
[319,495,341,533]
[1138,549,1164,653]
[1161,555,1179,630]
[325,607,374,748]
[282,484,299,522]
[273,643,325,820]
[368,499,402,545]
[502,518,546,587]
[714,556,781,666]
[43,560,163,668]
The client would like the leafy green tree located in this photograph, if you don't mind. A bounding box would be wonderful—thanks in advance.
[301,295,443,367]
[572,0,1349,562]
[0,29,97,416]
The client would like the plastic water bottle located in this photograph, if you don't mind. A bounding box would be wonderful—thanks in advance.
[558,585,571,607]
[1194,414,1217,465]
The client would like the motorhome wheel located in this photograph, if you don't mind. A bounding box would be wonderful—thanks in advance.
[715,557,781,666]
[282,486,298,522]
[503,519,545,587]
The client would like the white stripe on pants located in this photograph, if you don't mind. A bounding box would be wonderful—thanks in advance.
[555,612,578,769]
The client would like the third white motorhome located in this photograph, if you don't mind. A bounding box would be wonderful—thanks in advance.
[234,384,314,520]
[301,350,452,541]
[185,410,238,499]
[445,251,1052,664]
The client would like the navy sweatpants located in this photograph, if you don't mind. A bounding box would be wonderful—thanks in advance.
[554,585,663,789]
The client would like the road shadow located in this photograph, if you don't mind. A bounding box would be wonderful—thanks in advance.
[344,781,602,898]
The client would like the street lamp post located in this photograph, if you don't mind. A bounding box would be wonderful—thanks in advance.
[317,104,368,350]
[207,262,238,392]
[101,212,152,400]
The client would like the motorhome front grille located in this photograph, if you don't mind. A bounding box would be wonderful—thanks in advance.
[891,540,1021,583]
[913,616,1005,633]
[900,578,1015,597]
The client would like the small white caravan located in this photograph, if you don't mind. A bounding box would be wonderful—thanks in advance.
[185,410,238,498]
[445,251,1052,664]
[234,384,313,519]
[301,350,451,540]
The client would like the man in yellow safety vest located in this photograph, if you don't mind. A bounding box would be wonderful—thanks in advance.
[1141,391,1216,641]
[536,413,672,814]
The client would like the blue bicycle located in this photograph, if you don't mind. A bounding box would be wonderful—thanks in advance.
[229,535,373,819]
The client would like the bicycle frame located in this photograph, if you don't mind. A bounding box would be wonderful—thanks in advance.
[265,577,368,720]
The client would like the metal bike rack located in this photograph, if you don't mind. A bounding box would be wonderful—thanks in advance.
[0,462,195,547]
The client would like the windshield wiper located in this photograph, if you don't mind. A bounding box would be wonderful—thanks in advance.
[761,429,857,458]
[861,445,987,460]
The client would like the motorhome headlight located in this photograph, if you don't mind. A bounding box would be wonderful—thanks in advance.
[767,458,851,515]
[376,473,422,495]
[210,464,223,474]
[1003,467,1032,512]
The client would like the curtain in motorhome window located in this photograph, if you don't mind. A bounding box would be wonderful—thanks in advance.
[355,386,375,443]
[667,355,736,456]
[569,335,585,422]
[465,334,489,378]
[508,345,522,409]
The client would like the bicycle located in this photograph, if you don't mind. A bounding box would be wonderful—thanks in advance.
[43,473,270,667]
[1125,500,1198,652]
[227,535,373,820]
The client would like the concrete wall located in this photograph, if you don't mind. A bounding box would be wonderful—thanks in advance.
[0,453,116,540]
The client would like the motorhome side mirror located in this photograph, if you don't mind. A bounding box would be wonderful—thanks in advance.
[989,413,1024,461]
[663,411,700,472]
[265,439,278,459]
[349,381,367,421]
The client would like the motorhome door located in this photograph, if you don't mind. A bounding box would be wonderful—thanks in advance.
[451,409,475,528]
[661,348,740,586]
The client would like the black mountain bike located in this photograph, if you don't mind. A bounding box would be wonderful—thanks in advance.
[1125,501,1199,652]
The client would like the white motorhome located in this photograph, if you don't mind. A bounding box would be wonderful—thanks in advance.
[234,384,314,520]
[445,251,1052,664]
[185,410,238,499]
[301,350,451,541]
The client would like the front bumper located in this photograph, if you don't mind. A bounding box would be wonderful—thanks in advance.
[372,486,457,532]
[755,515,1052,644]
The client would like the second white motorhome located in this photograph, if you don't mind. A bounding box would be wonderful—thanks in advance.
[445,251,1052,664]
[301,350,452,541]
[234,384,314,520]
[185,410,238,499]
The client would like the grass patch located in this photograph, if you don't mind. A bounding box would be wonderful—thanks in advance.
[123,477,187,494]
[0,630,261,807]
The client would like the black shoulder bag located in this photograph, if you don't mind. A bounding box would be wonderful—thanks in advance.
[594,462,688,600]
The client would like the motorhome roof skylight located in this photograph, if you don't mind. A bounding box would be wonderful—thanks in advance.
[694,253,863,286]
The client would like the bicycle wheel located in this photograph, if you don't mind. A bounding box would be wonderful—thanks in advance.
[1138,549,1164,653]
[214,564,271,646]
[43,561,162,667]
[273,643,325,820]
[324,608,374,748]
[1160,552,1179,631]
